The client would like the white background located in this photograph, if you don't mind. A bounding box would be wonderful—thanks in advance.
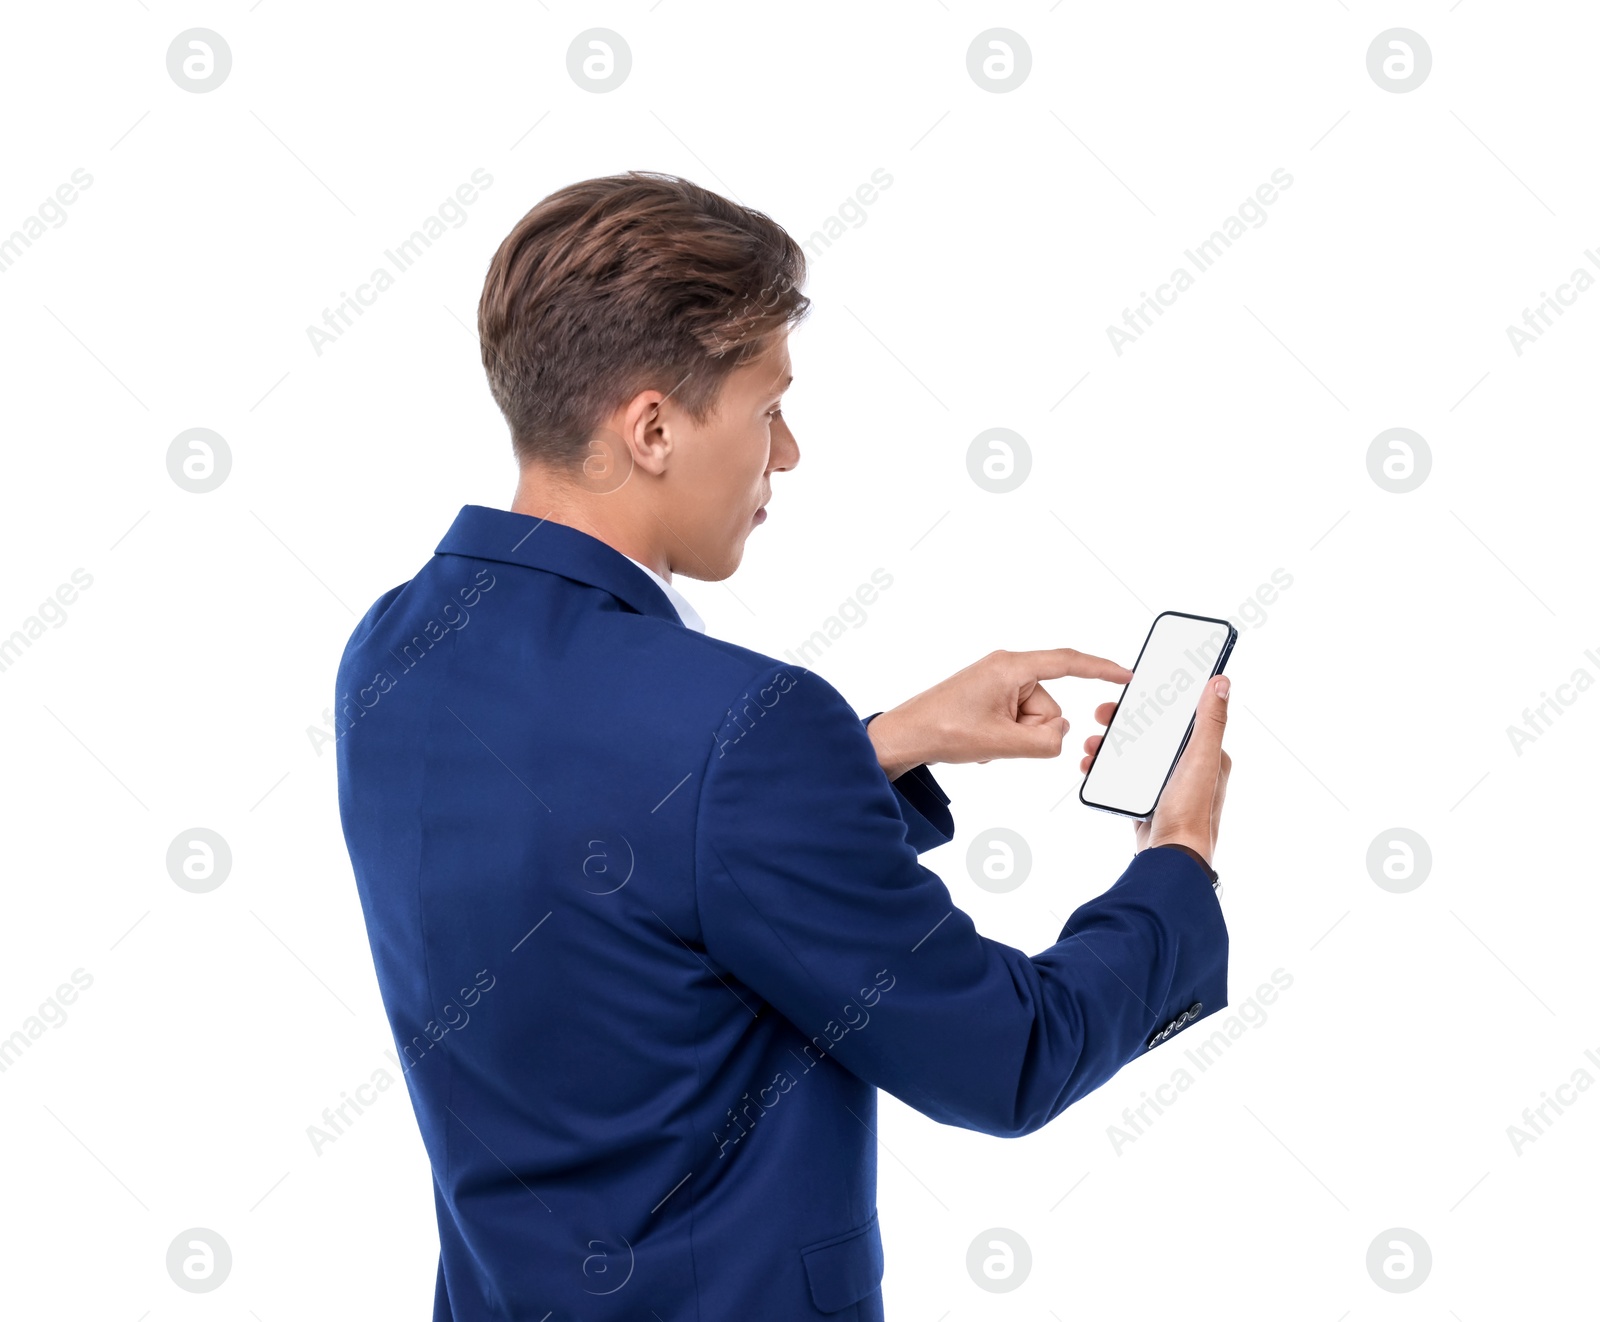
[2,2,1596,1317]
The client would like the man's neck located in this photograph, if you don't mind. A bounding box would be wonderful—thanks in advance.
[510,470,671,581]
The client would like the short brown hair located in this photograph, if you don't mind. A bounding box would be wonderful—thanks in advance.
[477,171,810,468]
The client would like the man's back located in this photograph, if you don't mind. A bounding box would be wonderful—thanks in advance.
[337,504,1228,1321]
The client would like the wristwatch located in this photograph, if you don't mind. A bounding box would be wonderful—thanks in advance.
[1153,842,1222,896]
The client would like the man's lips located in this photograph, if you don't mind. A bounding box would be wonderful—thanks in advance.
[752,506,767,525]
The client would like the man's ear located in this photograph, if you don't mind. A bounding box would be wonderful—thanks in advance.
[575,390,670,493]
[622,390,672,477]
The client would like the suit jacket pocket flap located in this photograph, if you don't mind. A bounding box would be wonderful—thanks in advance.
[800,1210,884,1313]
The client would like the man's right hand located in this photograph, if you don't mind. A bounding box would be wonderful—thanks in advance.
[1079,674,1233,868]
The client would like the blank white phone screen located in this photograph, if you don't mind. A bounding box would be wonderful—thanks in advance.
[1081,613,1232,817]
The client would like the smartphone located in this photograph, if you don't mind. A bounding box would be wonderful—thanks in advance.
[1079,611,1238,821]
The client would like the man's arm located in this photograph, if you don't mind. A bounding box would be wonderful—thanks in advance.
[861,712,953,853]
[696,663,1228,1139]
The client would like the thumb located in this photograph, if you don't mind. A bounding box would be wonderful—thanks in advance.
[1177,675,1230,774]
[999,712,1068,759]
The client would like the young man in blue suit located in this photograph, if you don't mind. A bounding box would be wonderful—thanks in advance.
[336,171,1233,1321]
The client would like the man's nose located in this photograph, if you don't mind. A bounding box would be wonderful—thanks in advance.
[770,419,799,472]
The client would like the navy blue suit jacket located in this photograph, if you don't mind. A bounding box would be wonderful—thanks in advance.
[336,505,1229,1320]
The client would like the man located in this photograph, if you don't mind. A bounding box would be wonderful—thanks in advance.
[336,170,1232,1321]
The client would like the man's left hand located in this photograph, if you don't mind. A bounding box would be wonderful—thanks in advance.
[866,648,1132,781]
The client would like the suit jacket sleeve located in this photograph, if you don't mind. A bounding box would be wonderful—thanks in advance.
[860,712,954,853]
[696,663,1229,1138]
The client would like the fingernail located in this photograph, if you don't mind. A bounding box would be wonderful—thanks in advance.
[1216,677,1230,700]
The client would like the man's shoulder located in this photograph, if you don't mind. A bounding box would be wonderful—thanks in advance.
[591,602,818,718]
[336,553,810,716]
